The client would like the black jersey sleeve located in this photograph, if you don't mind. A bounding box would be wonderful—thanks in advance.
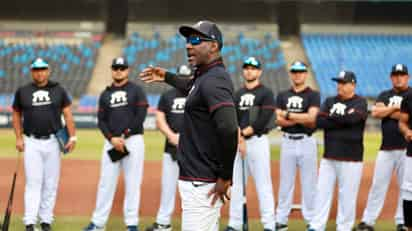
[276,93,286,110]
[12,88,22,112]
[201,75,235,112]
[401,93,410,113]
[376,91,386,104]
[157,92,169,113]
[61,87,72,108]
[251,90,276,134]
[127,86,148,134]
[309,91,321,108]
[165,72,193,95]
[97,92,113,140]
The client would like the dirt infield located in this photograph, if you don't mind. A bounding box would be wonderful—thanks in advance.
[0,159,399,220]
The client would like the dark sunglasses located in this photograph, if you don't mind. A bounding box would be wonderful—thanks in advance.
[112,66,128,71]
[186,36,215,46]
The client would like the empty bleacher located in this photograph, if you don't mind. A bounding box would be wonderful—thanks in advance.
[0,31,101,107]
[302,33,412,98]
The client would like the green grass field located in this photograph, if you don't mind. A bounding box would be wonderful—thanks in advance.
[0,129,382,162]
[0,128,391,230]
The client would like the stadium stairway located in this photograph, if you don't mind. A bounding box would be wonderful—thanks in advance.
[280,36,318,90]
[87,35,125,95]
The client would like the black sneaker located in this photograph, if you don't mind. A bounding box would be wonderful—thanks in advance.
[26,224,35,231]
[40,223,51,231]
[222,226,237,231]
[396,224,408,231]
[145,222,171,231]
[355,222,374,231]
[275,223,288,231]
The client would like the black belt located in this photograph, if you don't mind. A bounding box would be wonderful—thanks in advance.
[283,134,306,140]
[25,133,52,140]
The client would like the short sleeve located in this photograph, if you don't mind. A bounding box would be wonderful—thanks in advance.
[157,92,169,113]
[376,91,386,104]
[309,91,321,108]
[276,93,285,110]
[201,76,235,112]
[401,93,410,113]
[12,88,22,111]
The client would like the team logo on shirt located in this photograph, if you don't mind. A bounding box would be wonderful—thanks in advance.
[330,102,347,116]
[388,95,403,107]
[286,96,303,112]
[239,93,255,110]
[171,97,186,114]
[32,90,52,106]
[110,91,128,107]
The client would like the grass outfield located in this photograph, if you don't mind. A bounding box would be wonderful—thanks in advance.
[2,216,397,230]
[0,128,381,161]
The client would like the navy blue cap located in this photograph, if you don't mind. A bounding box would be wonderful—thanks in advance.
[179,20,223,50]
[31,58,49,69]
[111,57,128,68]
[332,70,357,83]
[289,61,307,72]
[391,64,408,74]
[242,57,261,69]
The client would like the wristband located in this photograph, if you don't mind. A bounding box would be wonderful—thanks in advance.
[69,136,78,142]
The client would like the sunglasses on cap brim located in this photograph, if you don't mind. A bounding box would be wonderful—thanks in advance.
[186,36,216,46]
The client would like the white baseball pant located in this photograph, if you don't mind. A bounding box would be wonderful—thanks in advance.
[361,150,405,225]
[228,135,275,230]
[91,134,144,227]
[155,152,179,225]
[178,180,223,231]
[310,158,363,231]
[402,156,412,200]
[23,135,61,225]
[276,134,318,225]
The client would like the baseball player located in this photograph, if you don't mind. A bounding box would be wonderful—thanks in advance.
[275,61,320,230]
[83,57,147,231]
[307,71,368,231]
[12,58,77,231]
[224,57,276,231]
[145,65,191,231]
[356,64,410,231]
[140,20,238,231]
[399,67,412,231]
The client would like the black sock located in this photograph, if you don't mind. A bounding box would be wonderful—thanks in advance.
[404,199,412,227]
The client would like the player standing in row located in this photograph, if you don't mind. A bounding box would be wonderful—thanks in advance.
[146,65,192,231]
[224,57,276,231]
[84,57,148,231]
[275,61,320,230]
[12,58,77,231]
[356,64,411,231]
[140,21,238,231]
[307,71,368,231]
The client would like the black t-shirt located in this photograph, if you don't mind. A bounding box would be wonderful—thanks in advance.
[98,81,147,139]
[13,81,71,136]
[157,88,186,156]
[276,87,320,135]
[234,84,275,135]
[376,87,412,150]
[177,62,235,182]
[400,92,412,157]
[316,95,368,161]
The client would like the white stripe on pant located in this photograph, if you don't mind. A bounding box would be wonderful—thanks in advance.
[228,135,275,230]
[178,180,223,231]
[156,152,179,225]
[310,158,363,231]
[361,150,405,225]
[91,135,144,227]
[23,135,61,225]
[276,135,317,225]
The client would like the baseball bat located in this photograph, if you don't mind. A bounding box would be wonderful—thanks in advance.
[2,152,21,231]
[241,157,248,231]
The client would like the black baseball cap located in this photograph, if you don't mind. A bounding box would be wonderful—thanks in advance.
[242,57,261,69]
[179,20,223,50]
[391,64,408,75]
[332,70,357,84]
[111,57,128,68]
